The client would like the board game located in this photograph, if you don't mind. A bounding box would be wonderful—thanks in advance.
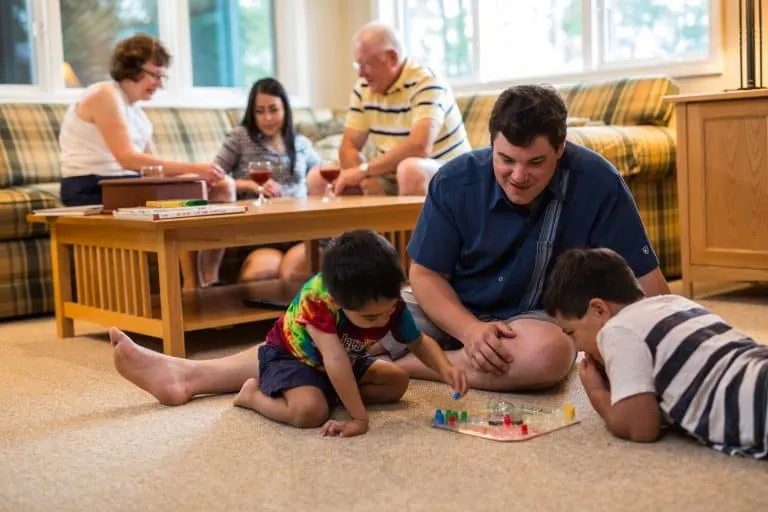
[431,399,578,442]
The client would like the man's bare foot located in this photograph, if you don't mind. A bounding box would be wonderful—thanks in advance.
[110,327,192,406]
[233,377,261,410]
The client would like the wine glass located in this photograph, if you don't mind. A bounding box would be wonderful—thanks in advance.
[140,165,164,178]
[319,164,341,203]
[248,160,274,207]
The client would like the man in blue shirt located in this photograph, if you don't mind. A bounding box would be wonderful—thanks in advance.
[385,84,670,391]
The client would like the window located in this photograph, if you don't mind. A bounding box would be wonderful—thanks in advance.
[0,0,35,85]
[60,0,160,88]
[189,0,275,88]
[387,0,718,86]
[0,0,283,105]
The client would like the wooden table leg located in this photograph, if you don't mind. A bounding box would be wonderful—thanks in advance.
[49,224,74,338]
[157,239,185,357]
[305,239,321,274]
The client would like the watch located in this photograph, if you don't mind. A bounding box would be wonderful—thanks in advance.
[359,162,369,173]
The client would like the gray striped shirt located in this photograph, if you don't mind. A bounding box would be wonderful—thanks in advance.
[599,294,768,459]
[214,126,324,198]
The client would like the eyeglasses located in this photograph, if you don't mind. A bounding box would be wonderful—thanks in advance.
[352,51,388,72]
[141,67,169,82]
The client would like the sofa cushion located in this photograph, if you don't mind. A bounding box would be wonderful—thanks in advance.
[144,108,234,164]
[567,125,675,178]
[557,76,679,127]
[0,237,53,318]
[0,104,68,188]
[456,94,496,149]
[0,184,61,241]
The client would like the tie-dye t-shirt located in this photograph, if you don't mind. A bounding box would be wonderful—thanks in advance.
[265,274,421,370]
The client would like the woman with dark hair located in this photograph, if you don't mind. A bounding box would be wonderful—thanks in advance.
[58,33,235,290]
[214,77,325,283]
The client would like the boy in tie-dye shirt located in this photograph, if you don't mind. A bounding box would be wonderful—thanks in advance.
[234,230,468,438]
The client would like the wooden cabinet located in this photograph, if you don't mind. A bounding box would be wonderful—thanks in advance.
[669,90,768,298]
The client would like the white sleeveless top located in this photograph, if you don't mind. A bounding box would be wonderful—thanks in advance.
[59,81,153,178]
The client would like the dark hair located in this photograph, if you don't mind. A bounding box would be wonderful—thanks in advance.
[242,78,296,175]
[542,248,645,319]
[488,84,567,150]
[110,33,171,82]
[322,230,407,310]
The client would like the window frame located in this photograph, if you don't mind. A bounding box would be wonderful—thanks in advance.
[378,0,723,94]
[0,0,301,107]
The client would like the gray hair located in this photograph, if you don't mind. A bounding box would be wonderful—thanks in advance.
[353,21,405,60]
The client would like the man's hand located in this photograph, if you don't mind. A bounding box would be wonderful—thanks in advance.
[579,354,610,394]
[334,166,366,195]
[441,365,469,398]
[462,321,515,374]
[320,418,369,438]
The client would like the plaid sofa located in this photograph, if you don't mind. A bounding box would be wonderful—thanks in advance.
[0,102,341,320]
[0,75,679,320]
[456,75,680,281]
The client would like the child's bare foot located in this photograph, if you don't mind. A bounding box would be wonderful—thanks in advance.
[110,327,192,406]
[233,377,261,410]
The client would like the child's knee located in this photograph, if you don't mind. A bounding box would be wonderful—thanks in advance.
[289,401,329,428]
[382,366,410,402]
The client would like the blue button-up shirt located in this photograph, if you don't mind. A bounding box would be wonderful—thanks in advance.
[407,142,659,320]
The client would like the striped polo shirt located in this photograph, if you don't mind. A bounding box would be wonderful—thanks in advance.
[599,294,768,459]
[345,59,470,164]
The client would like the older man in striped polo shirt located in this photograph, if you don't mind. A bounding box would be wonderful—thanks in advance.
[307,22,471,197]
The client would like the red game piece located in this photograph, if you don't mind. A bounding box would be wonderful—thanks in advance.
[521,424,528,435]
[449,415,456,425]
[503,414,511,426]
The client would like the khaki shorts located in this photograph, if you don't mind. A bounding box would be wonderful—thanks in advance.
[380,288,557,360]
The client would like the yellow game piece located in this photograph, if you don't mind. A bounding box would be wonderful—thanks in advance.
[562,403,575,421]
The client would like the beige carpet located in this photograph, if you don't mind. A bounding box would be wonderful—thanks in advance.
[2,284,767,511]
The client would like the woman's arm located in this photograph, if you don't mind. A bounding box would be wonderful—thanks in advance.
[84,85,220,179]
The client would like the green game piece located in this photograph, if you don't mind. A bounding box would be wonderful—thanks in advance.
[446,409,453,418]
[460,411,468,422]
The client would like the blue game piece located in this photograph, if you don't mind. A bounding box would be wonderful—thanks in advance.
[452,391,461,400]
[434,409,445,425]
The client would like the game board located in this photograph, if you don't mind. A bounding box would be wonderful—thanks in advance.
[431,400,579,442]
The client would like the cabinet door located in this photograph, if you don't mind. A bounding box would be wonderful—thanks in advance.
[686,99,768,269]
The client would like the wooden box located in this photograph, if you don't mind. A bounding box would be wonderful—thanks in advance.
[100,177,207,211]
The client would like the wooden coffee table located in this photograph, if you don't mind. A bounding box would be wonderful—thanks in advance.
[28,196,424,357]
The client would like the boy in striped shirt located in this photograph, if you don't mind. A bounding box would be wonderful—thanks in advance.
[542,247,768,459]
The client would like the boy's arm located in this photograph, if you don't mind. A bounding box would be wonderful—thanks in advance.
[581,364,661,442]
[306,324,368,425]
[408,334,469,396]
[585,325,663,442]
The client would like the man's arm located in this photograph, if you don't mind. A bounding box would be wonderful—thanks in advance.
[637,268,670,296]
[409,263,483,343]
[339,127,368,169]
[306,325,368,424]
[361,118,441,176]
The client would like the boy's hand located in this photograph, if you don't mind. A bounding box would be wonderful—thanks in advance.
[320,418,369,438]
[441,365,469,398]
[579,354,609,394]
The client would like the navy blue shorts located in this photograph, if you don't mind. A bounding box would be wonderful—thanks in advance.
[60,174,139,206]
[258,344,376,405]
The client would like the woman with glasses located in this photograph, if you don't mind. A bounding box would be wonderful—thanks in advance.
[213,77,326,285]
[58,33,235,290]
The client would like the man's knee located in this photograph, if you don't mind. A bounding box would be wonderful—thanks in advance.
[520,328,576,387]
[396,158,438,196]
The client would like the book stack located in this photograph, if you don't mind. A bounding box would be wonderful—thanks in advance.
[112,204,247,221]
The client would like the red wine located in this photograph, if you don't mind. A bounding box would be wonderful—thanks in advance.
[320,168,340,183]
[249,169,272,185]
